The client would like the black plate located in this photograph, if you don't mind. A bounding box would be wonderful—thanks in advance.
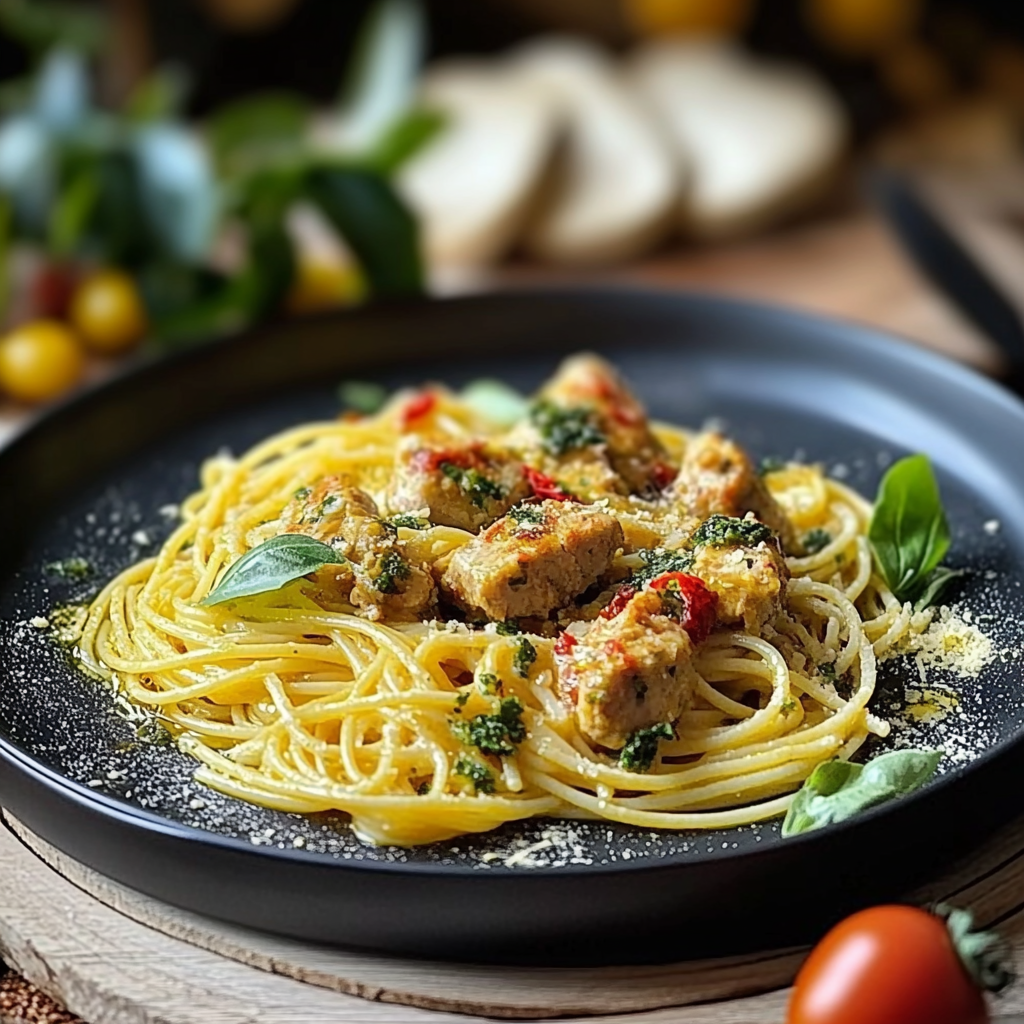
[2,288,1024,966]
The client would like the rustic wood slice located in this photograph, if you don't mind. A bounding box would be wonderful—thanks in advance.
[3,814,1024,1022]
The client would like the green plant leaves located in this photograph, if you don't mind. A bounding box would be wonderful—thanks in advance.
[307,165,423,297]
[0,0,106,57]
[203,534,346,606]
[782,748,942,837]
[338,0,426,152]
[205,92,311,177]
[868,455,952,605]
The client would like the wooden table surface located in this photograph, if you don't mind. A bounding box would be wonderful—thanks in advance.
[1,208,1022,1023]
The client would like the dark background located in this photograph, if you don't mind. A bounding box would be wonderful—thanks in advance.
[3,0,1024,137]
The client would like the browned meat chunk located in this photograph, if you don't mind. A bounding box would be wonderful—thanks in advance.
[442,500,623,621]
[690,529,789,633]
[281,477,434,621]
[507,354,672,498]
[669,432,796,551]
[557,590,698,750]
[386,437,531,533]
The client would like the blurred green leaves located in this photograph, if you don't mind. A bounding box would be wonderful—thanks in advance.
[0,0,439,344]
[0,0,106,58]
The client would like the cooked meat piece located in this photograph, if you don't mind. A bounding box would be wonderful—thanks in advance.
[281,476,435,621]
[558,590,698,750]
[386,436,531,532]
[690,533,789,632]
[442,500,623,621]
[669,432,796,551]
[506,354,671,498]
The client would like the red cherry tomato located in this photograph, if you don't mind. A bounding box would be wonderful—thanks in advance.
[600,585,637,619]
[398,392,437,429]
[788,905,989,1024]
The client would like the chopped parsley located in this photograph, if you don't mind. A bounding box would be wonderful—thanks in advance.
[136,719,172,745]
[691,514,773,549]
[803,528,832,554]
[453,754,495,794]
[495,619,522,636]
[759,456,786,475]
[293,486,312,501]
[528,400,605,456]
[508,503,545,526]
[45,557,92,580]
[619,722,674,772]
[513,637,537,678]
[414,778,432,795]
[390,513,430,530]
[440,462,504,508]
[454,690,470,709]
[374,550,411,594]
[630,548,694,588]
[477,672,502,695]
[451,697,526,756]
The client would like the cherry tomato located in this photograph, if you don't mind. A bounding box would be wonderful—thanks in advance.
[805,0,922,57]
[0,320,84,403]
[69,270,147,355]
[287,256,364,315]
[788,905,988,1024]
[523,466,575,502]
[625,0,753,36]
[649,572,718,643]
[29,263,78,319]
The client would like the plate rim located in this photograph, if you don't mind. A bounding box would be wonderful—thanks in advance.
[2,283,1023,879]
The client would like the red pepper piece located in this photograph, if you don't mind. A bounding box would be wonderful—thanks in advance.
[554,631,578,656]
[599,585,637,619]
[523,466,576,502]
[651,461,677,491]
[399,392,437,429]
[650,572,719,644]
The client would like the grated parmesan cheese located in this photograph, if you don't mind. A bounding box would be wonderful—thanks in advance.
[899,606,995,680]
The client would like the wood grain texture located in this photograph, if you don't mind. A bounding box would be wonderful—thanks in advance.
[5,813,1024,1023]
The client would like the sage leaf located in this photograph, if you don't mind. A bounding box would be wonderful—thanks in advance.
[203,534,345,606]
[868,455,950,603]
[782,748,942,837]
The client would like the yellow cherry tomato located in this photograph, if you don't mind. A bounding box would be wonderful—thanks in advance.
[0,320,84,403]
[69,270,147,354]
[806,0,922,56]
[287,256,365,315]
[625,0,753,37]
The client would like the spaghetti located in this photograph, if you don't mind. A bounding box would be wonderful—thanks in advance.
[76,359,928,846]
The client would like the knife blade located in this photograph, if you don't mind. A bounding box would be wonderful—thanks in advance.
[868,166,1024,373]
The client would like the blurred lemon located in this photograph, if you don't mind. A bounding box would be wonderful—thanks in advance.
[0,321,84,403]
[806,0,923,56]
[287,256,365,315]
[70,270,147,355]
[625,0,753,36]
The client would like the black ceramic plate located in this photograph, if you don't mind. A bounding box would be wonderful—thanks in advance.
[2,288,1024,967]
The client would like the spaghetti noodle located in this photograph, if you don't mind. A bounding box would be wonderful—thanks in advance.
[76,357,927,846]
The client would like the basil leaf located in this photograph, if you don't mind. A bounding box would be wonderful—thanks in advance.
[782,748,942,837]
[339,380,388,414]
[868,455,951,603]
[203,534,345,606]
[460,379,529,428]
[914,566,966,613]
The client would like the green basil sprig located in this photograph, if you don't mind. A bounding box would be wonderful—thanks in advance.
[782,748,942,837]
[868,455,957,608]
[203,534,345,606]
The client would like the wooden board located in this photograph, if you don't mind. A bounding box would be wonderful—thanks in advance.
[4,813,1024,1023]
